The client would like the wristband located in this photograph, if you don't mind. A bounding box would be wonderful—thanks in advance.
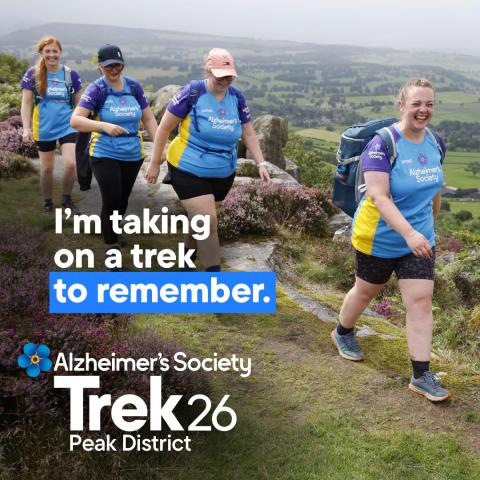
[257,161,267,167]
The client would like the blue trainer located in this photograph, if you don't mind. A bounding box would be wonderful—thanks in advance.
[409,371,452,402]
[331,329,364,362]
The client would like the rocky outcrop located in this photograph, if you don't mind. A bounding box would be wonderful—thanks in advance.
[284,157,300,181]
[236,158,298,186]
[150,84,181,123]
[238,115,289,170]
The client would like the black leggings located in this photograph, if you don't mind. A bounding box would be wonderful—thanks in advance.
[90,156,143,244]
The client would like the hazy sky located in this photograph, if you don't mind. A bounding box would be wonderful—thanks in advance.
[3,0,479,52]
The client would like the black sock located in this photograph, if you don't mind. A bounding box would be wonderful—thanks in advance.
[411,360,430,379]
[336,323,354,336]
[62,194,72,202]
[205,265,221,272]
[44,198,53,206]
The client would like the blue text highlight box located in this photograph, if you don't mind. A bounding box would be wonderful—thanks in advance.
[49,272,276,314]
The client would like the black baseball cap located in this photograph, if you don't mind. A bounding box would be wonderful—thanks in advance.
[97,44,124,67]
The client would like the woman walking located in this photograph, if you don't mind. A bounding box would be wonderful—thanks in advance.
[145,48,270,271]
[332,78,451,402]
[21,35,82,214]
[71,44,157,247]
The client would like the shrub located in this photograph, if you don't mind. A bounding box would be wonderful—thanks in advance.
[218,181,335,240]
[0,151,35,179]
[0,120,38,158]
[440,255,480,307]
[283,133,336,189]
[440,199,450,211]
[0,224,207,420]
[236,162,260,178]
[454,210,473,222]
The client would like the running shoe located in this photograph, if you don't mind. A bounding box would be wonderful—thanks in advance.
[43,202,54,215]
[409,371,452,402]
[61,197,79,215]
[331,329,364,361]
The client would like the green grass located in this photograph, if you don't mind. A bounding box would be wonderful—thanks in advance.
[444,151,480,189]
[448,200,480,217]
[2,174,480,479]
[296,128,341,142]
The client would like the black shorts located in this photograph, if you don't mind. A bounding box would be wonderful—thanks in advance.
[167,163,235,201]
[35,132,78,152]
[355,249,435,285]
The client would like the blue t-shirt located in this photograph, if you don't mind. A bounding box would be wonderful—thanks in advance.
[167,80,251,178]
[21,66,82,141]
[78,76,148,161]
[352,125,446,258]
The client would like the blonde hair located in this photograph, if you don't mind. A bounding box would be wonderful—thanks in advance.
[397,78,435,104]
[34,36,62,95]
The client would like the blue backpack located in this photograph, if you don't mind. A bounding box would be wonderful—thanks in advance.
[332,118,445,217]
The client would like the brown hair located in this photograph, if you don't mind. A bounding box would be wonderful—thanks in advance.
[397,78,435,104]
[34,36,62,95]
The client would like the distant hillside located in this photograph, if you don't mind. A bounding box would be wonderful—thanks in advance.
[2,22,480,153]
[0,22,400,61]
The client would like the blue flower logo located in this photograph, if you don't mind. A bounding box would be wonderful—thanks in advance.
[18,343,52,378]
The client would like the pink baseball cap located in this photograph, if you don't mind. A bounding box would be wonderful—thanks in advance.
[206,48,238,78]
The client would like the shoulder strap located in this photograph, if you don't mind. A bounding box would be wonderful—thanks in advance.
[124,76,139,98]
[186,80,202,132]
[425,127,445,164]
[377,126,397,167]
[63,65,75,107]
[63,65,72,84]
[91,77,109,117]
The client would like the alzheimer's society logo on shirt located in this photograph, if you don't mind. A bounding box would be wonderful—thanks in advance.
[418,153,428,165]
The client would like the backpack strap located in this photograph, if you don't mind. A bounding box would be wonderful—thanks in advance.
[356,126,397,199]
[377,126,397,167]
[90,77,110,117]
[425,127,445,164]
[63,65,75,108]
[187,79,202,132]
[33,65,75,107]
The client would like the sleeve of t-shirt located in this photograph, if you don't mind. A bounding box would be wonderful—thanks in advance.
[130,79,149,109]
[233,88,251,124]
[361,134,391,173]
[77,82,102,111]
[70,70,82,93]
[167,84,191,119]
[20,67,35,91]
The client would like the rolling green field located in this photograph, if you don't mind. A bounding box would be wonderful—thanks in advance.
[444,151,480,189]
[296,128,341,142]
[448,200,480,217]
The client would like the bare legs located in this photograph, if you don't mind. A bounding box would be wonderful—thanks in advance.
[39,150,55,200]
[339,277,385,328]
[60,142,76,196]
[180,195,222,270]
[339,276,434,360]
[399,279,434,361]
[39,143,77,201]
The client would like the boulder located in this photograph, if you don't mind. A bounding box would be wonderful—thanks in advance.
[150,84,181,123]
[235,158,298,186]
[240,115,288,170]
[285,157,300,181]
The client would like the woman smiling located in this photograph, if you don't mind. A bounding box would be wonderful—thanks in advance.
[20,35,82,214]
[71,44,157,249]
